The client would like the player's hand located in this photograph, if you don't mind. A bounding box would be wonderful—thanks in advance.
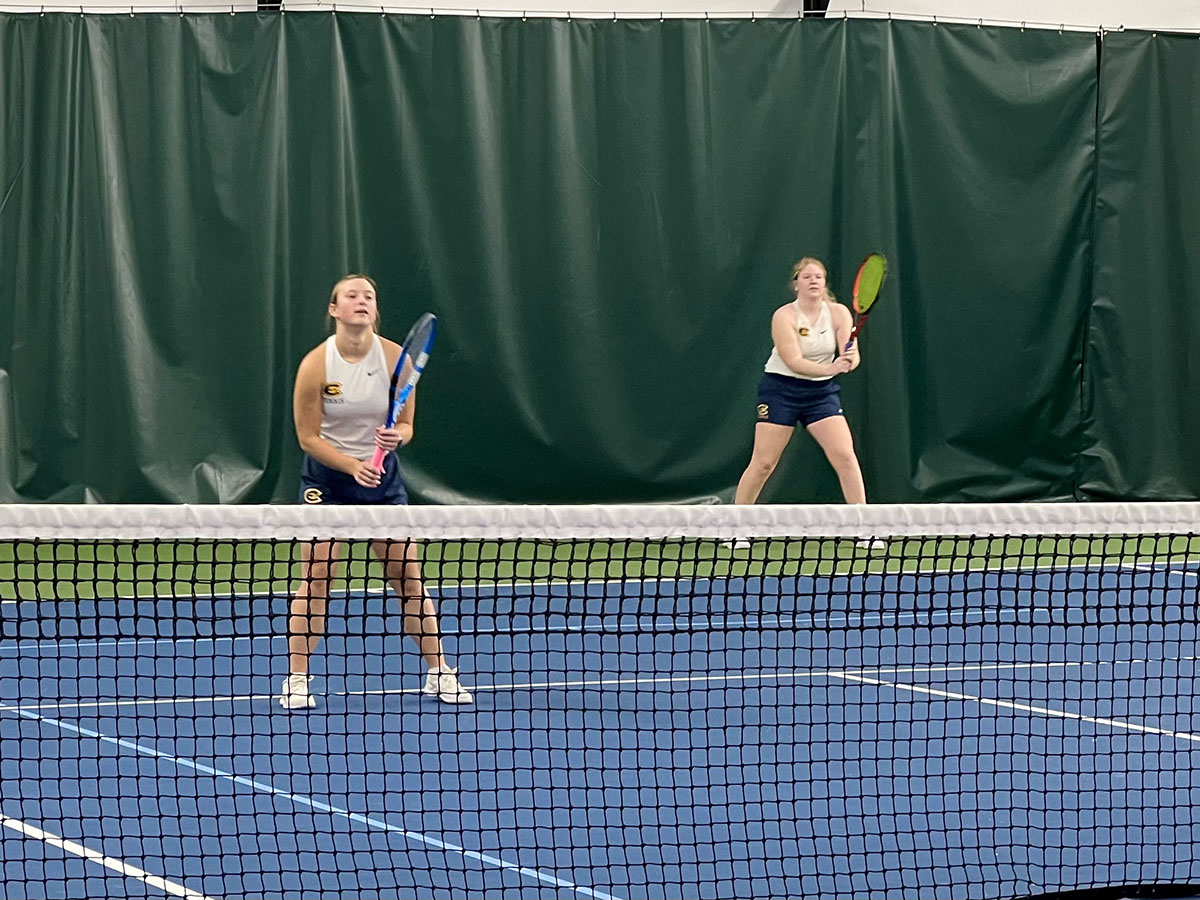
[375,427,402,453]
[840,346,860,369]
[350,459,383,488]
[830,356,854,374]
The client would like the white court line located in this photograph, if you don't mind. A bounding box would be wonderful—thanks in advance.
[1131,563,1199,580]
[0,812,213,899]
[832,672,1200,745]
[4,656,1195,714]
[10,709,620,900]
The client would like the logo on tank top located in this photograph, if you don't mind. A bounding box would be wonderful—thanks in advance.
[322,382,344,402]
[799,328,809,337]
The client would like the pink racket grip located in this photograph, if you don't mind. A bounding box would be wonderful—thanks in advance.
[369,445,387,473]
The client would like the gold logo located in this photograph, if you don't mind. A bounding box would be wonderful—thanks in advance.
[322,383,342,397]
[757,404,769,419]
[303,487,323,504]
[798,327,809,337]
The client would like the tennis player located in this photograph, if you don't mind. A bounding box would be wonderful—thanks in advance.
[280,274,472,710]
[734,258,871,508]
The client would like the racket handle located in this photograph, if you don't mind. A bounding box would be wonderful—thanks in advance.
[370,446,387,472]
[844,320,866,351]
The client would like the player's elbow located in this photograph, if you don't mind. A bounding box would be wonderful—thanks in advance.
[297,432,322,456]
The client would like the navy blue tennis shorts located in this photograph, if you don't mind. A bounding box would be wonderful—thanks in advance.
[755,373,843,428]
[299,453,408,505]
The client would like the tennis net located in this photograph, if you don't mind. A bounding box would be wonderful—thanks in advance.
[0,502,1198,900]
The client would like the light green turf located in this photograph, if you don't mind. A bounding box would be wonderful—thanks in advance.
[1,534,1197,602]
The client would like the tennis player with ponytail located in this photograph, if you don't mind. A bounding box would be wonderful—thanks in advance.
[734,256,878,510]
[281,274,472,710]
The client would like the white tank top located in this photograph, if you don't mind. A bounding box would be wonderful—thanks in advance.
[763,301,837,381]
[321,334,391,459]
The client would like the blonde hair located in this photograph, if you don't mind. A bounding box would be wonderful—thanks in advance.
[328,273,380,333]
[790,257,837,302]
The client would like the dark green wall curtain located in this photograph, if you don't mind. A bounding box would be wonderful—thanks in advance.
[0,16,1190,503]
[1079,31,1200,500]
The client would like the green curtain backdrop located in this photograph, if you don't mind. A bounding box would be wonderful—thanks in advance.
[0,16,1191,503]
[1079,30,1200,500]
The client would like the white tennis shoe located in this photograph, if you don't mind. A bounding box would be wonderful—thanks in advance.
[423,666,474,704]
[279,673,316,710]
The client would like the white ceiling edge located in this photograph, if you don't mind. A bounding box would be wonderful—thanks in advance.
[0,0,1196,32]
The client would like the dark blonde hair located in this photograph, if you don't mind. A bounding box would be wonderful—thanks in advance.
[328,273,380,333]
[790,257,837,302]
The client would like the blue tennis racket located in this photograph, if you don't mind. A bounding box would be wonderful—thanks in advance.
[370,312,437,472]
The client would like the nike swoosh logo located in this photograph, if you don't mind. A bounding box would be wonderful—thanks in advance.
[367,370,378,376]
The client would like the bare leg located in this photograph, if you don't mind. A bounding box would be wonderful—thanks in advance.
[372,538,448,670]
[734,423,796,504]
[805,415,866,504]
[288,539,343,675]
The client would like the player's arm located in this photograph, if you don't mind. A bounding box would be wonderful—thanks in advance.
[831,303,860,370]
[770,306,839,378]
[293,347,365,475]
[378,337,415,447]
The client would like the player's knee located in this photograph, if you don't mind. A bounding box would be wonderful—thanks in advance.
[750,456,779,478]
[399,582,426,606]
[301,567,334,594]
[827,447,858,472]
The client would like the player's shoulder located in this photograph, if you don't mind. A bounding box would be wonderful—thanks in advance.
[377,335,403,368]
[296,342,327,377]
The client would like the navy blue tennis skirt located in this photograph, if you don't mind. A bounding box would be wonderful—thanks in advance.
[755,373,843,428]
[299,453,408,505]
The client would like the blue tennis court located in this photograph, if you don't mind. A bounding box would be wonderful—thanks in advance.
[2,564,1198,900]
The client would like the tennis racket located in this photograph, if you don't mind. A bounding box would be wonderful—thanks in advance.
[370,312,437,472]
[844,253,888,351]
